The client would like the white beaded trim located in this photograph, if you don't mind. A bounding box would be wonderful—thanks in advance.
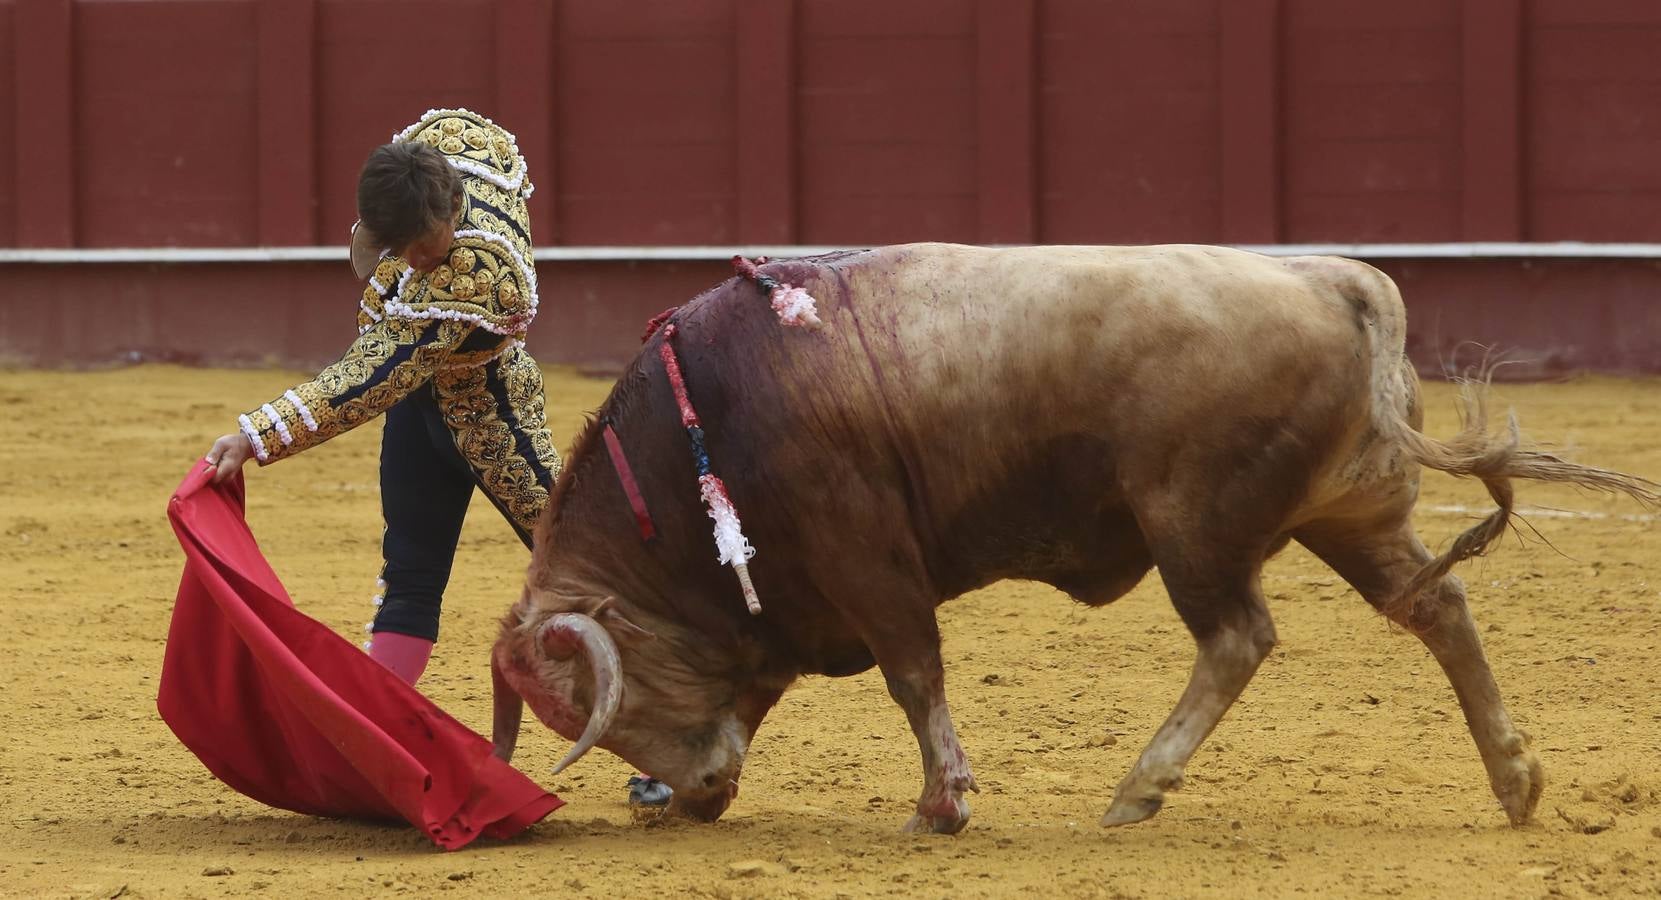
[237,414,269,462]
[446,155,528,195]
[366,266,403,302]
[380,232,539,336]
[261,403,293,446]
[393,108,531,196]
[284,390,318,432]
[381,299,526,336]
[395,107,523,148]
[365,576,385,643]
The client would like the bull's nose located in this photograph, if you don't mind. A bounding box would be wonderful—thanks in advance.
[669,788,732,823]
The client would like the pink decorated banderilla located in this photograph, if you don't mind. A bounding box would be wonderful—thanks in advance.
[732,256,823,329]
[657,324,763,615]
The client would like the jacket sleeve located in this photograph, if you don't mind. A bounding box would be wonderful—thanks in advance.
[235,315,475,464]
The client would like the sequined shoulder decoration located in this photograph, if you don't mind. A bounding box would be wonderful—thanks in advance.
[395,108,534,199]
[379,234,539,340]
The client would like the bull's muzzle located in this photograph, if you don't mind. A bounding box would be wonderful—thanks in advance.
[669,779,738,822]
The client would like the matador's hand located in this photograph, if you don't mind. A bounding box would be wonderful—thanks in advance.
[206,433,255,483]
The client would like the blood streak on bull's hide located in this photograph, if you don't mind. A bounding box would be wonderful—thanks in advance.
[615,261,825,613]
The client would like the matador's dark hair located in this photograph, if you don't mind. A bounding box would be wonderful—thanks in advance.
[356,141,460,251]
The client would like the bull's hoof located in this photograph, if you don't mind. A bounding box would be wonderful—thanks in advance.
[1103,767,1181,828]
[903,813,969,835]
[1491,743,1544,826]
[903,796,970,835]
[1100,792,1164,828]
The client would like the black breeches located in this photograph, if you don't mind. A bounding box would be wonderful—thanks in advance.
[371,385,531,642]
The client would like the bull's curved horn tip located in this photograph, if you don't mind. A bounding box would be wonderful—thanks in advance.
[539,613,623,776]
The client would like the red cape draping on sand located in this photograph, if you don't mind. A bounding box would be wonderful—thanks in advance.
[157,463,562,850]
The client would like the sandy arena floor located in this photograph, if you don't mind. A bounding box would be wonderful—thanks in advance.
[1,366,1659,899]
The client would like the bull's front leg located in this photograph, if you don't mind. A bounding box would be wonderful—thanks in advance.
[1103,541,1279,828]
[825,526,976,832]
[882,661,979,834]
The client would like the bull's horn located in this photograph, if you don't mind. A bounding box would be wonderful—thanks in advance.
[542,612,623,775]
[490,649,524,763]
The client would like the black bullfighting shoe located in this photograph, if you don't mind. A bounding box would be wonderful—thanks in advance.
[627,775,673,807]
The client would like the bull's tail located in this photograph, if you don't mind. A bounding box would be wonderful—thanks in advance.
[1356,271,1661,622]
[1385,366,1658,620]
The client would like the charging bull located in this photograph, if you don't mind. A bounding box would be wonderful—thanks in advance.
[490,243,1657,833]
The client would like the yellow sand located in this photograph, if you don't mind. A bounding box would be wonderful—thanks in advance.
[1,366,1658,899]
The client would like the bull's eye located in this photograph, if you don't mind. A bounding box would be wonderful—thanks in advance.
[701,773,720,789]
[682,727,719,754]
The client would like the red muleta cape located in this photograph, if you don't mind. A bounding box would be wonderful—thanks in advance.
[158,462,562,850]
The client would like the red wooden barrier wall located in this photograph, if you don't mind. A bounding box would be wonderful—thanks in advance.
[3,254,1657,375]
[7,0,1661,249]
[2,0,1659,373]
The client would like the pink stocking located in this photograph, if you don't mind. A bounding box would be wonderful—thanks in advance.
[368,632,433,685]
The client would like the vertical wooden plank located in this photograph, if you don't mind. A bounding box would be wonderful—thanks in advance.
[976,0,1036,244]
[14,0,74,247]
[0,5,20,248]
[257,0,316,246]
[1462,0,1522,240]
[1219,0,1279,244]
[735,0,796,244]
[496,0,556,243]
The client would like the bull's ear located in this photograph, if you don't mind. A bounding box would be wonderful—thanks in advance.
[541,622,582,661]
[593,596,655,641]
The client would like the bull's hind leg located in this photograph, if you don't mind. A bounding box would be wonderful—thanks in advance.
[1103,547,1278,826]
[1295,516,1542,825]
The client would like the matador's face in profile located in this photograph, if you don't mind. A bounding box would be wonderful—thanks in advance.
[396,194,463,274]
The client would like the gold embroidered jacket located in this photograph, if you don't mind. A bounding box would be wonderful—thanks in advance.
[237,109,559,533]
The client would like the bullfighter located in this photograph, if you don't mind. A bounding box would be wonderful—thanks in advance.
[202,108,671,808]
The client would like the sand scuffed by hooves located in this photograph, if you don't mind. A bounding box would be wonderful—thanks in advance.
[3,366,1660,897]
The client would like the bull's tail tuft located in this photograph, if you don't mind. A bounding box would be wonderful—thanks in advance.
[1381,366,1661,624]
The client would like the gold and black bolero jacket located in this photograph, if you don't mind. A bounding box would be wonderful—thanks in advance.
[236,109,559,532]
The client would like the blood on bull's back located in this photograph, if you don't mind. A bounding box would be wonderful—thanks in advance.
[672,243,1391,601]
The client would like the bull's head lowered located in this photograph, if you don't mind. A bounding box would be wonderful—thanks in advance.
[490,589,759,822]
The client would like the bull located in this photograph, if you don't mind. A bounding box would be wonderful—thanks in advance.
[490,243,1657,833]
